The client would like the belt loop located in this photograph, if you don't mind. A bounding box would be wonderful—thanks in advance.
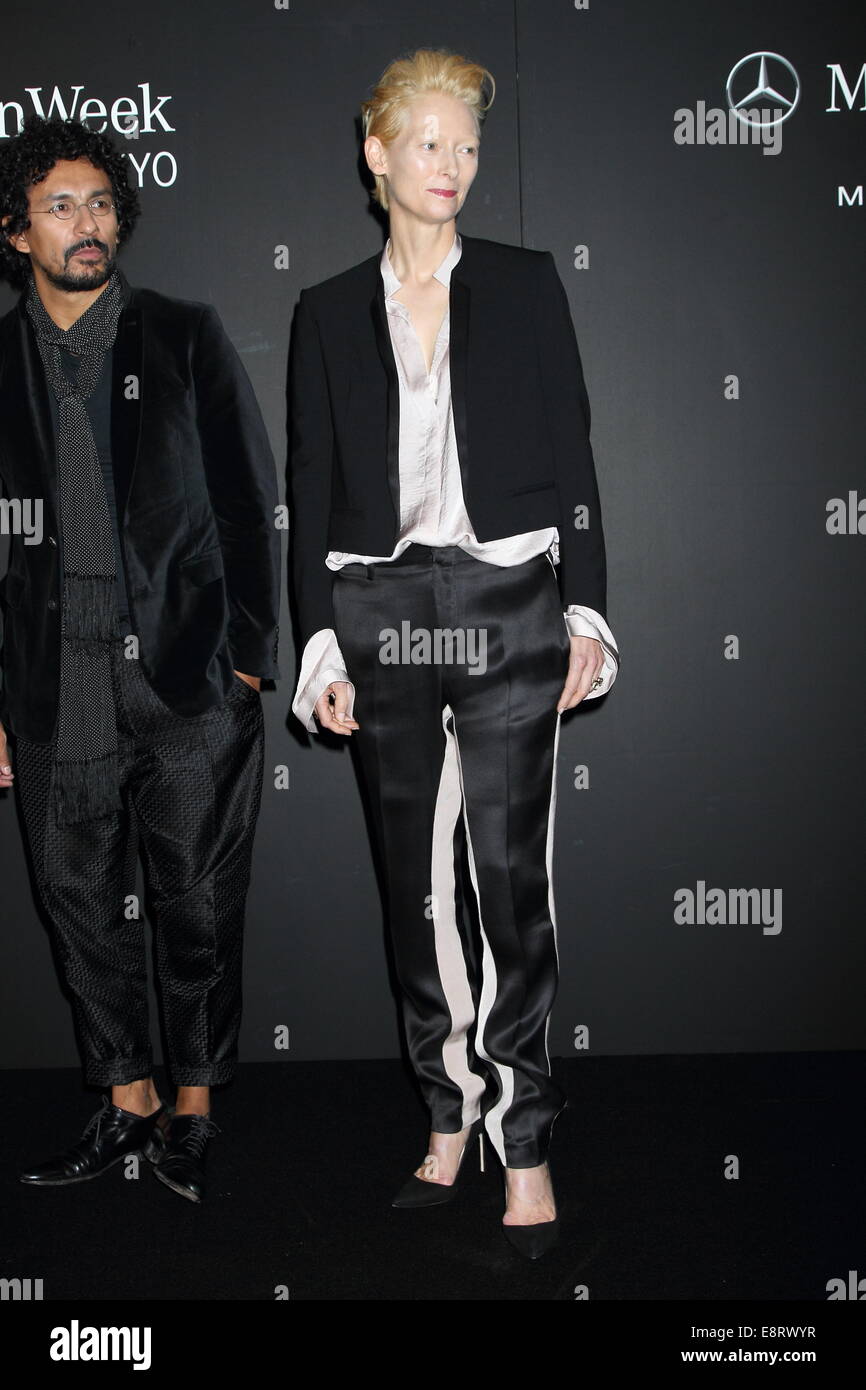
[365,564,374,581]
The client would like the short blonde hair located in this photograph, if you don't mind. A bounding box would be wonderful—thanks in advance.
[361,48,495,211]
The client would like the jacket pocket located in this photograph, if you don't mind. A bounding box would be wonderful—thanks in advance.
[178,547,225,586]
[506,480,556,497]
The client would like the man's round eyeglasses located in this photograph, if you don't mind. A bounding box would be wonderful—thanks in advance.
[30,198,116,221]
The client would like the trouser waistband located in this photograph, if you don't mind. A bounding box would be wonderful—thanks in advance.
[341,544,512,579]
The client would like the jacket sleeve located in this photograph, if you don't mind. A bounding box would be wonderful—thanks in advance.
[287,289,336,649]
[534,251,608,619]
[0,333,6,719]
[0,472,6,720]
[192,303,281,679]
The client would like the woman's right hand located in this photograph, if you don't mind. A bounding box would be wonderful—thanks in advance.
[0,720,13,787]
[313,681,360,736]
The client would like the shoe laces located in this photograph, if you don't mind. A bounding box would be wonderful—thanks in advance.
[176,1115,220,1158]
[58,1095,113,1166]
[80,1094,112,1143]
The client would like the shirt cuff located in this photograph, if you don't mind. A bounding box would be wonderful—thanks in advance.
[292,628,356,732]
[563,605,619,698]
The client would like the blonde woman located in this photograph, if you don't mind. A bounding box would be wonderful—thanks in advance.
[289,48,618,1258]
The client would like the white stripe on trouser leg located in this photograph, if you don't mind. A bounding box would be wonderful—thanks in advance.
[543,713,562,1069]
[448,708,512,1168]
[429,704,486,1127]
[450,708,561,1168]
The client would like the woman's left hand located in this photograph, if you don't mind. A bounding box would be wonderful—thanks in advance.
[556,636,604,712]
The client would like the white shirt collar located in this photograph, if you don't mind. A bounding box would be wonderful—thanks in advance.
[380,230,462,299]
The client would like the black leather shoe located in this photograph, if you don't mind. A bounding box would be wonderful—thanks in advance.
[153,1114,220,1204]
[392,1118,484,1208]
[19,1096,168,1186]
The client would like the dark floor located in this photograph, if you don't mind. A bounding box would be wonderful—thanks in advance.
[1,1052,863,1302]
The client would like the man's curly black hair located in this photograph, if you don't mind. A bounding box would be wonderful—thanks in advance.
[0,114,140,290]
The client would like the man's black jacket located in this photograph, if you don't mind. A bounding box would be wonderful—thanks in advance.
[288,231,607,649]
[0,271,281,742]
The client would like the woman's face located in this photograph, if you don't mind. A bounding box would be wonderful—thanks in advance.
[366,91,480,225]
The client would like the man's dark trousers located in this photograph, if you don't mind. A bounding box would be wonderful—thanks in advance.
[13,636,264,1087]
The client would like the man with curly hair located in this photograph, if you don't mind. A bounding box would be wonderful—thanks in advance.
[0,116,281,1202]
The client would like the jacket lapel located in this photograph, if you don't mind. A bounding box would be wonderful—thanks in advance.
[110,272,143,527]
[14,298,59,528]
[449,249,471,499]
[370,271,401,526]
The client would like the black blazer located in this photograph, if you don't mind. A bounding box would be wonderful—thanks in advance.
[0,272,281,743]
[288,232,607,649]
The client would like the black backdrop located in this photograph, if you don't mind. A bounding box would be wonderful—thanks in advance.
[1,0,863,1071]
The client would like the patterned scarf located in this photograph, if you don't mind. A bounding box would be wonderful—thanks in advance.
[25,269,124,824]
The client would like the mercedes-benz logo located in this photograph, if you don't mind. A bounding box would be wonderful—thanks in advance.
[726,52,800,128]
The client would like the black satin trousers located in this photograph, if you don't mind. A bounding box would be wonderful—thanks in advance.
[333,545,571,1168]
[13,642,264,1087]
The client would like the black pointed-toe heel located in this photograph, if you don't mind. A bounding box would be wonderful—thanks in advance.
[502,1161,560,1259]
[391,1117,485,1208]
[502,1214,560,1259]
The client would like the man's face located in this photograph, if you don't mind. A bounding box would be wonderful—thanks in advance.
[8,156,119,292]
